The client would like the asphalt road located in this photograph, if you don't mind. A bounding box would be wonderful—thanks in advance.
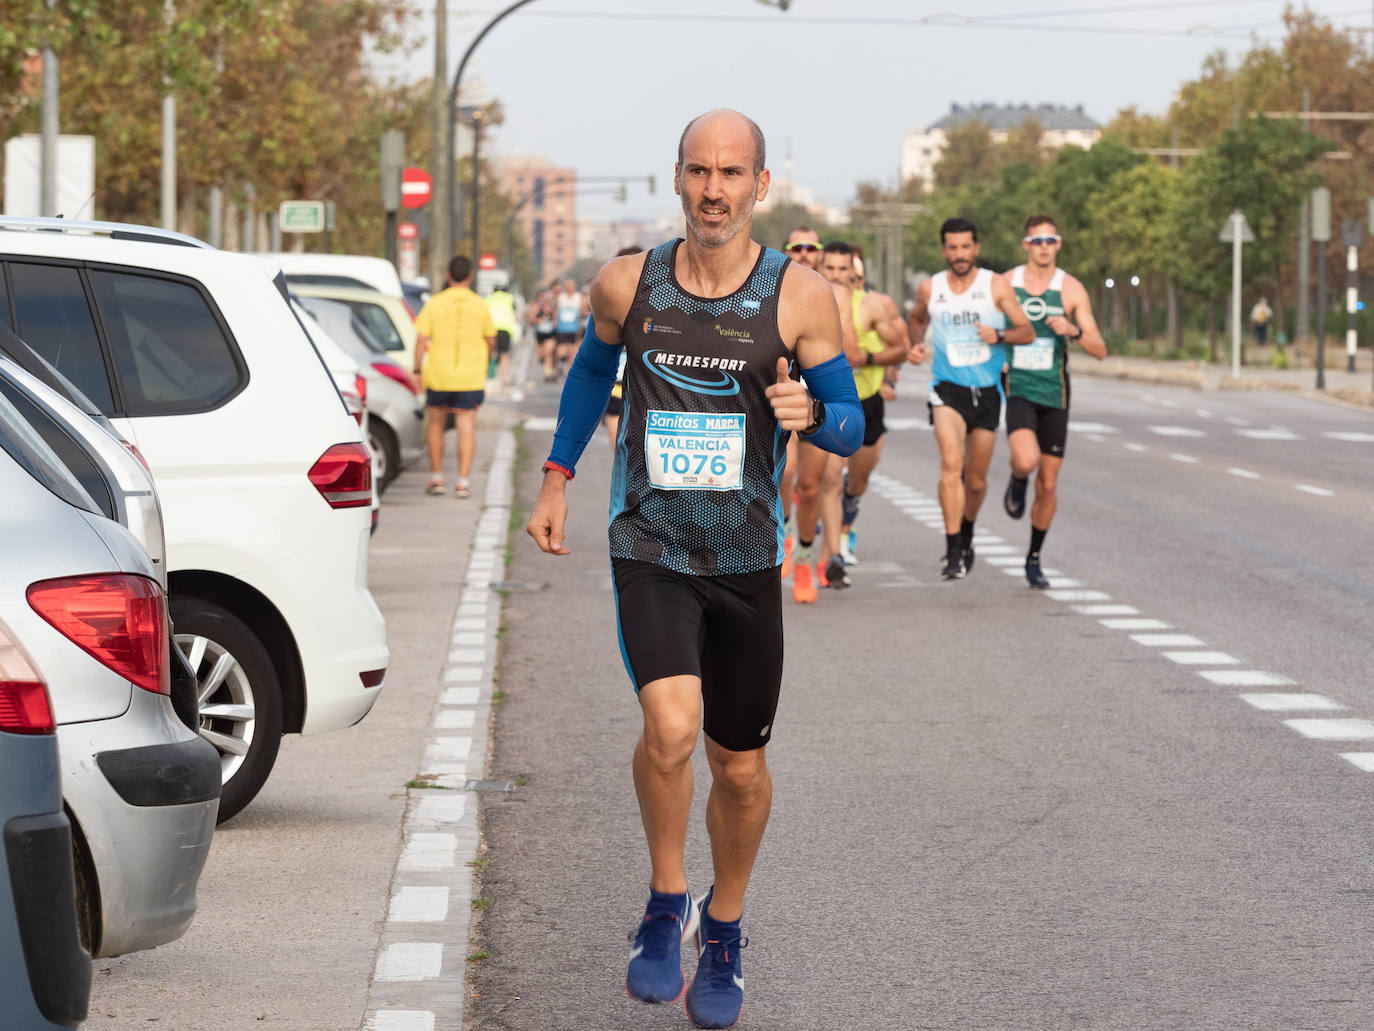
[468,373,1374,1030]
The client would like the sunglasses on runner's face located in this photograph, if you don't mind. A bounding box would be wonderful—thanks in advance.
[785,242,821,253]
[1024,235,1061,246]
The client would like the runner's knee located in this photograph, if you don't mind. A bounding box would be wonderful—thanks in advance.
[707,746,768,799]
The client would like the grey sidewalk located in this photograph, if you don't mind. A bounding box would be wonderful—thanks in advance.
[1077,349,1374,409]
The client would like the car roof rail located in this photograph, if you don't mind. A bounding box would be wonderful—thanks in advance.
[0,216,212,249]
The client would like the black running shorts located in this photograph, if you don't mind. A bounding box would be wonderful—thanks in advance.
[1006,394,1070,457]
[927,380,1001,432]
[860,392,885,447]
[495,329,512,355]
[556,329,579,346]
[611,558,783,752]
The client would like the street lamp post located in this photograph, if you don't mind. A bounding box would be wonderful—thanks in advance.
[443,0,540,267]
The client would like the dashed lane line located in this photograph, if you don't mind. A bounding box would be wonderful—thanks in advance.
[1226,467,1260,479]
[1240,694,1345,712]
[1295,484,1335,497]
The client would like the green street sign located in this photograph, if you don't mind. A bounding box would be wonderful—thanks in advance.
[279,200,325,233]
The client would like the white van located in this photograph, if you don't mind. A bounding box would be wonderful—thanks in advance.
[0,218,390,821]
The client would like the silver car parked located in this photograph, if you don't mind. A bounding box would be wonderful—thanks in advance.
[0,375,219,957]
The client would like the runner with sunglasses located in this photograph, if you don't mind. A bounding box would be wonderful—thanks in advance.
[908,217,1034,580]
[776,226,821,586]
[999,215,1106,587]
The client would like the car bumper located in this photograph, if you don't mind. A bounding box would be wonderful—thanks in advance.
[58,692,219,958]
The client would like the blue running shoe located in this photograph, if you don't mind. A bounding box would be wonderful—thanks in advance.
[685,888,748,1029]
[626,888,698,1004]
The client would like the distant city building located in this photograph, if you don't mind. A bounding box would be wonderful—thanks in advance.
[901,103,1101,192]
[491,156,577,285]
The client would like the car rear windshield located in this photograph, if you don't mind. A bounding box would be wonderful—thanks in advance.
[343,301,404,353]
[0,385,100,514]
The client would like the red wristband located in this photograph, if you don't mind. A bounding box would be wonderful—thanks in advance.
[542,460,574,481]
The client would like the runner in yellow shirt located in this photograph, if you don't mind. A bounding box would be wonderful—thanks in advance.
[413,255,496,498]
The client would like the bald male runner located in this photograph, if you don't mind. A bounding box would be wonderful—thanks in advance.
[527,109,862,1028]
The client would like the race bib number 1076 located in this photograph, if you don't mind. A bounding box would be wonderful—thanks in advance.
[645,410,745,491]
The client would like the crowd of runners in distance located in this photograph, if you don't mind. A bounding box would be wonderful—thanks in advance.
[778,215,1107,596]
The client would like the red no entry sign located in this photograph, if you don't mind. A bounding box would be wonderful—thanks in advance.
[401,167,432,209]
[478,253,498,270]
[397,222,419,240]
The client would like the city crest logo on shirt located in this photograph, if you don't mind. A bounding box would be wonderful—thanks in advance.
[643,318,653,335]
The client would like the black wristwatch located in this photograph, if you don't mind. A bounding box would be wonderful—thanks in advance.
[995,329,1006,343]
[1070,326,1084,340]
[864,352,875,366]
[802,396,826,435]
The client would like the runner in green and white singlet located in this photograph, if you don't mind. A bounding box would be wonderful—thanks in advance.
[999,214,1107,588]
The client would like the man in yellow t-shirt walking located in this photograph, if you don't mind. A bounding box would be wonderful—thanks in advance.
[413,255,496,498]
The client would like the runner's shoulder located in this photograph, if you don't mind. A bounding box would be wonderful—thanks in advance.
[778,258,835,310]
[591,250,650,315]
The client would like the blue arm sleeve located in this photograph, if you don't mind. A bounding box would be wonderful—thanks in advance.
[546,321,622,477]
[798,352,864,457]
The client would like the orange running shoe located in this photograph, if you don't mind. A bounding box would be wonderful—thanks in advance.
[792,561,817,604]
[815,560,829,588]
[780,536,793,579]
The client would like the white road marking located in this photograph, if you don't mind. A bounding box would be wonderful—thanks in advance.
[1226,416,1250,426]
[441,687,479,705]
[451,632,485,647]
[1074,604,1139,615]
[1240,693,1345,712]
[1198,670,1293,686]
[1283,719,1374,741]
[376,943,444,981]
[1340,753,1374,772]
[1124,443,1149,452]
[1085,434,1107,443]
[1322,431,1374,443]
[1131,634,1205,647]
[1159,398,1180,408]
[446,648,485,664]
[454,618,486,632]
[424,737,472,763]
[1148,425,1205,437]
[1067,421,1118,434]
[1236,428,1300,441]
[389,886,450,923]
[972,544,1017,555]
[885,417,930,431]
[1044,577,1084,588]
[443,667,483,683]
[1045,589,1112,602]
[1170,453,1200,464]
[413,794,467,826]
[524,416,557,431]
[1100,618,1171,630]
[368,1012,436,1031]
[434,709,476,729]
[1195,409,1213,419]
[1226,467,1260,479]
[1295,484,1334,497]
[399,834,458,872]
[1163,651,1239,666]
[986,555,1023,567]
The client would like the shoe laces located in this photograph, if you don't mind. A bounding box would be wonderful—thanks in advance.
[628,910,682,953]
[698,934,749,984]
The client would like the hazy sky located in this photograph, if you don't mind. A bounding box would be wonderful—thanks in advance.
[373,0,1372,223]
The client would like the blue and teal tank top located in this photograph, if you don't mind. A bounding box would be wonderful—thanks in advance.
[928,267,1006,390]
[609,239,792,575]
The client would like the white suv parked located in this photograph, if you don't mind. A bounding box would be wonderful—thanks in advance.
[0,218,390,821]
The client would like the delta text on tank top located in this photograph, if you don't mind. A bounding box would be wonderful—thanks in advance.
[928,267,1006,389]
[1008,265,1070,409]
[852,289,884,400]
[610,239,793,576]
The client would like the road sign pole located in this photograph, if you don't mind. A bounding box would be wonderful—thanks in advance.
[1348,245,1359,373]
[1312,188,1331,390]
[1231,213,1243,379]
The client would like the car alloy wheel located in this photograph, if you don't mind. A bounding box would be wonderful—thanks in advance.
[175,631,257,784]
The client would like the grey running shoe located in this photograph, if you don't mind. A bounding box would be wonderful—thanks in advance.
[961,545,975,573]
[1025,561,1050,589]
[941,554,965,580]
[824,554,850,590]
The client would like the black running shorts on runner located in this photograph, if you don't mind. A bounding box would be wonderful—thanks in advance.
[927,380,1001,432]
[861,392,885,447]
[611,558,783,752]
[1006,395,1070,457]
[495,329,512,355]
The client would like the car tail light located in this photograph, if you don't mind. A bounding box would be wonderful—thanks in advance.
[309,443,373,509]
[360,668,385,689]
[26,574,169,696]
[372,360,418,394]
[0,623,55,734]
[354,373,368,406]
[121,440,153,475]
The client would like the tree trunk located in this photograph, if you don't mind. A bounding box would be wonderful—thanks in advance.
[1168,284,1182,352]
[1207,303,1218,362]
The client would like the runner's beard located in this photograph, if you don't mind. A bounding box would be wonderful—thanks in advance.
[949,259,973,276]
[683,195,754,248]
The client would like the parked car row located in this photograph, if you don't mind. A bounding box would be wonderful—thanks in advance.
[0,218,399,987]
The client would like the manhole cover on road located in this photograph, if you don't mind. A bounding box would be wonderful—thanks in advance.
[488,580,545,592]
[466,780,516,792]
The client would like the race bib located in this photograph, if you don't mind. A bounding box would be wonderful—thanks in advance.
[947,336,991,368]
[1012,336,1056,371]
[644,410,745,491]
